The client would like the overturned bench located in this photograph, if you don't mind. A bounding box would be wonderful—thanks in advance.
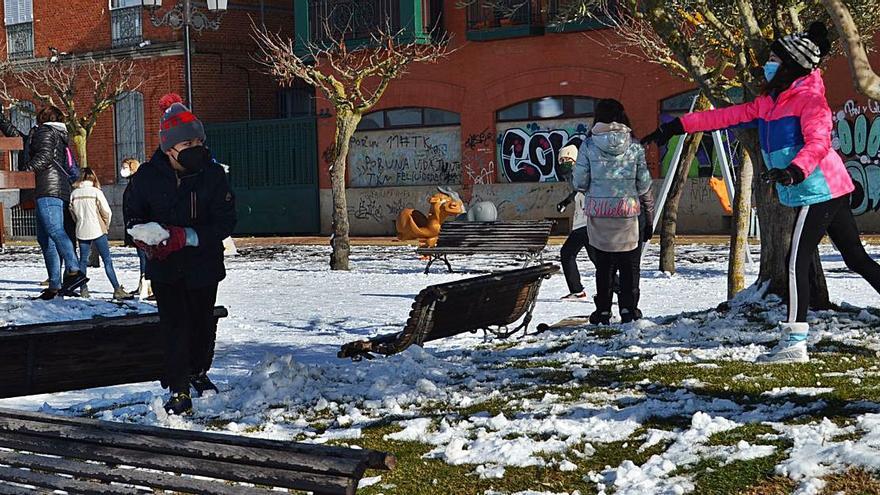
[0,307,227,399]
[0,407,394,494]
[339,263,559,360]
[416,220,554,274]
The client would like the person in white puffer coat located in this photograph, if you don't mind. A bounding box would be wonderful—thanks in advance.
[69,168,130,300]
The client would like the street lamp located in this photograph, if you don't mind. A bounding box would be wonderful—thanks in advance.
[141,0,227,111]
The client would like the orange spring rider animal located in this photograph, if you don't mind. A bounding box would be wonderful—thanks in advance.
[396,187,466,248]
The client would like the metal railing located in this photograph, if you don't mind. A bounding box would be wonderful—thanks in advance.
[309,0,399,45]
[111,6,143,48]
[6,22,33,60]
[11,204,35,237]
[466,0,542,30]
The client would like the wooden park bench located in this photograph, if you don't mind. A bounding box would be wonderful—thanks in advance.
[339,263,559,360]
[0,307,227,399]
[416,220,554,274]
[0,407,395,494]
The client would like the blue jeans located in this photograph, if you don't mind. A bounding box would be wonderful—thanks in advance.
[35,197,80,289]
[79,235,120,290]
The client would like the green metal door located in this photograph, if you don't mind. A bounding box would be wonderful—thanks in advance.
[205,117,319,235]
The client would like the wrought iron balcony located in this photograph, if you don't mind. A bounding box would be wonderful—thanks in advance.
[295,0,441,54]
[466,0,607,40]
[308,0,398,46]
[467,0,540,28]
[6,22,33,60]
[111,6,144,48]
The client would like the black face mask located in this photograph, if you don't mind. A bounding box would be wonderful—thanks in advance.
[175,145,212,173]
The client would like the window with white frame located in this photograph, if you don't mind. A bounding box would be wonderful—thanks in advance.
[114,91,146,178]
[110,0,143,48]
[4,0,33,60]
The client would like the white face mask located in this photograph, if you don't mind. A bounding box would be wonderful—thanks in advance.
[120,166,131,178]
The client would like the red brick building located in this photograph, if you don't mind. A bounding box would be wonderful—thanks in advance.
[4,1,880,238]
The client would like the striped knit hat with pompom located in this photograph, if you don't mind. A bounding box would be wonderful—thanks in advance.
[771,21,831,70]
[158,93,206,152]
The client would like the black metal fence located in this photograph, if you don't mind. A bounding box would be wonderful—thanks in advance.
[11,205,35,237]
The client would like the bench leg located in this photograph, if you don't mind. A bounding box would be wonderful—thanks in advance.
[424,255,451,275]
[442,255,453,273]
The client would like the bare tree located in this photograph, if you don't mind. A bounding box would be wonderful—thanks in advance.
[0,56,147,168]
[254,22,452,270]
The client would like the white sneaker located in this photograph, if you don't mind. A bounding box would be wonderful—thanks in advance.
[757,340,808,364]
[757,322,809,364]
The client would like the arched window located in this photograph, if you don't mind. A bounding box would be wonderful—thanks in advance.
[497,96,595,122]
[114,91,145,178]
[357,107,460,131]
[496,96,594,183]
[350,107,462,187]
[9,100,34,170]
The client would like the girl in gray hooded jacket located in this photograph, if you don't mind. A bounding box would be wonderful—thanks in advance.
[574,99,652,324]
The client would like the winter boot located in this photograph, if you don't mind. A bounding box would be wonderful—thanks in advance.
[163,393,192,415]
[40,279,50,287]
[190,372,219,397]
[37,288,59,300]
[589,310,612,325]
[113,286,133,300]
[620,308,643,324]
[61,270,88,295]
[79,284,90,299]
[757,322,809,364]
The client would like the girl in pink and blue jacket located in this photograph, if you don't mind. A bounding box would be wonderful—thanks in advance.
[643,22,880,364]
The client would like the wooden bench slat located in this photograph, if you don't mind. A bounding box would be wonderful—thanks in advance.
[0,415,365,477]
[0,481,54,494]
[0,464,142,495]
[0,450,275,495]
[0,407,393,471]
[0,431,357,495]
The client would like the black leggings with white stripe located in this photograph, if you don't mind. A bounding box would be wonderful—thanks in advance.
[788,194,880,322]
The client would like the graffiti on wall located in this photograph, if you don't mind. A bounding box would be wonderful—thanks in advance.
[348,127,462,187]
[497,120,589,183]
[832,99,880,216]
[348,188,426,225]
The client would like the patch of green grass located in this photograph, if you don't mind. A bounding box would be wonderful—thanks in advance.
[707,424,777,447]
[351,423,593,495]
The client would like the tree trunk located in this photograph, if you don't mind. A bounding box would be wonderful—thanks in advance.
[659,131,703,274]
[71,130,88,169]
[328,111,361,271]
[727,142,753,298]
[742,130,830,308]
[822,0,880,100]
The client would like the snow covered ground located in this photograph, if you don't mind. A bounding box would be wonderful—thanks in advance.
[1,241,879,494]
